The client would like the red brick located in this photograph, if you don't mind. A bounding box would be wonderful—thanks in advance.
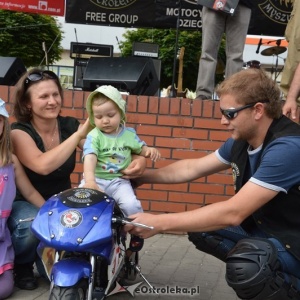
[181,97,192,116]
[127,113,157,124]
[190,183,225,194]
[158,115,193,127]
[136,189,168,201]
[202,100,214,118]
[159,97,170,114]
[173,128,208,140]
[193,140,223,151]
[127,95,137,112]
[192,99,203,117]
[150,201,186,213]
[210,130,231,141]
[170,98,180,115]
[205,195,228,205]
[153,183,188,192]
[136,125,172,137]
[172,150,206,160]
[168,192,204,204]
[0,86,9,102]
[149,96,159,114]
[137,95,148,113]
[194,118,223,130]
[156,137,191,149]
[207,173,233,185]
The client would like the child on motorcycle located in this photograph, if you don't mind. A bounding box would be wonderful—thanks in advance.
[79,85,161,252]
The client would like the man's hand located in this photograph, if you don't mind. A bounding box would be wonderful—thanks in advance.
[282,99,300,122]
[125,212,161,239]
[121,156,146,179]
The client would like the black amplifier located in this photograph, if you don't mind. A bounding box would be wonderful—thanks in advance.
[70,42,113,59]
[132,42,159,58]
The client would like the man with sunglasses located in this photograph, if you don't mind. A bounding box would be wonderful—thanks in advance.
[127,68,300,299]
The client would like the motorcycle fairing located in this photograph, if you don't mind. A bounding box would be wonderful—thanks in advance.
[31,188,115,256]
[51,257,91,286]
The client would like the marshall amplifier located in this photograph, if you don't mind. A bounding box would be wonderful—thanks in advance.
[70,42,114,59]
[132,42,159,58]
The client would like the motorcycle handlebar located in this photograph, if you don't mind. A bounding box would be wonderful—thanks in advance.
[112,216,154,230]
[20,216,154,230]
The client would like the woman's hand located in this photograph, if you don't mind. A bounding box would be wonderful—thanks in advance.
[77,118,93,148]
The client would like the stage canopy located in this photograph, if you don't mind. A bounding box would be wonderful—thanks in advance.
[65,0,293,37]
[0,0,293,37]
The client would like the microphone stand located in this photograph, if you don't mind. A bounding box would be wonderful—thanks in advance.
[257,39,285,82]
[273,39,282,81]
[169,0,182,98]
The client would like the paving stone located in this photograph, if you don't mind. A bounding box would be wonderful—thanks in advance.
[9,234,239,300]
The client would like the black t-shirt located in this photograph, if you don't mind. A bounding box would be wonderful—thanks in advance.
[11,116,80,200]
[239,0,253,9]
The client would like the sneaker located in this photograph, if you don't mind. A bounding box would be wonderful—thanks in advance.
[14,263,38,290]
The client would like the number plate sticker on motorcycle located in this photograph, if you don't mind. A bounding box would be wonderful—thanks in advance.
[61,210,83,228]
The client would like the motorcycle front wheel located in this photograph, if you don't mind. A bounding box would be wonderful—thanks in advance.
[49,279,88,300]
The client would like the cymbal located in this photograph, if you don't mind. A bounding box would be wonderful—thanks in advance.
[261,46,287,56]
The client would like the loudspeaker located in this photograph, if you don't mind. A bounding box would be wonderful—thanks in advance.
[82,57,160,96]
[73,58,89,88]
[0,57,26,86]
[152,59,161,95]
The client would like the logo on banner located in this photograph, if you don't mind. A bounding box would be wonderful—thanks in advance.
[258,0,293,24]
[38,1,48,10]
[90,0,136,9]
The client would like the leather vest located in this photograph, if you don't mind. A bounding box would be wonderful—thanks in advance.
[231,116,300,260]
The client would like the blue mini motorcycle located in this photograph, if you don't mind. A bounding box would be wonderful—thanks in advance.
[31,187,154,300]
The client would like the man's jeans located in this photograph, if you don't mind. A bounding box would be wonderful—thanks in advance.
[199,225,300,286]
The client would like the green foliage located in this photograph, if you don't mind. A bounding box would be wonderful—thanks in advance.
[119,28,226,91]
[0,10,63,68]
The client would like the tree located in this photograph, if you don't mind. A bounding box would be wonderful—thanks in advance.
[0,10,63,68]
[119,28,226,92]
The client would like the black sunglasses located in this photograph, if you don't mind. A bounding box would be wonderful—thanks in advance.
[220,101,269,120]
[24,70,58,90]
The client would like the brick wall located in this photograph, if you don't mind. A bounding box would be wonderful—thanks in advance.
[1,85,234,213]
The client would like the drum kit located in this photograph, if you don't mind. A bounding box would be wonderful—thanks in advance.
[244,39,287,81]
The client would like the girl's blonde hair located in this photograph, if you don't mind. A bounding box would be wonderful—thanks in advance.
[0,117,13,167]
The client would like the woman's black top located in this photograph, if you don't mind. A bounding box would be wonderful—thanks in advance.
[11,116,80,200]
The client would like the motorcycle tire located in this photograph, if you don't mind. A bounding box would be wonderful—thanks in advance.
[49,279,88,300]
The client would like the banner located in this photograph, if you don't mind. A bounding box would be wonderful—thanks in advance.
[65,0,293,37]
[0,0,64,16]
